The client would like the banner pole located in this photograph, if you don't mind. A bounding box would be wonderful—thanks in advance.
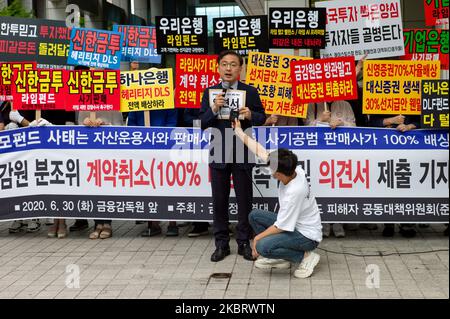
[144,111,151,127]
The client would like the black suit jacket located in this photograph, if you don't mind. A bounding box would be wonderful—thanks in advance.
[199,81,266,169]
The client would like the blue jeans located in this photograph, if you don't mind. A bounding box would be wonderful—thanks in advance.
[249,209,319,263]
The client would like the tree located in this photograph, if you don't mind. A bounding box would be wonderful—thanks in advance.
[0,0,33,18]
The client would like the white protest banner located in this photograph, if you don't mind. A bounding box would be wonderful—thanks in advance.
[317,0,405,60]
[209,89,246,120]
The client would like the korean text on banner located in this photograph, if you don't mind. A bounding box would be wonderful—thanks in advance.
[175,54,220,109]
[66,70,121,112]
[0,126,448,223]
[401,29,449,70]
[155,16,208,54]
[0,62,36,102]
[363,60,440,115]
[317,0,405,60]
[11,69,66,110]
[291,57,357,105]
[268,8,326,49]
[213,16,269,56]
[67,28,123,69]
[246,51,311,118]
[113,25,162,64]
[120,68,174,112]
[421,80,449,129]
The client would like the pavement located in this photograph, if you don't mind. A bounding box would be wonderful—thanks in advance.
[0,221,448,299]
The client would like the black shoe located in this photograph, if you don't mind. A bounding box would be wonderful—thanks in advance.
[444,226,449,236]
[210,247,230,262]
[238,243,255,261]
[141,226,162,237]
[69,220,89,231]
[399,226,416,238]
[166,225,179,237]
[382,225,395,237]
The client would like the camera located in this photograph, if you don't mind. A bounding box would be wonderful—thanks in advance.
[229,109,240,122]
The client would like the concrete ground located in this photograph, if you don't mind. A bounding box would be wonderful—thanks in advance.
[0,221,448,299]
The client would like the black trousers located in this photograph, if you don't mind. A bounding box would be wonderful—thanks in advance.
[211,165,253,249]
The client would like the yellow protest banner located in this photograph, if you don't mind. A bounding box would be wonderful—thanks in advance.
[246,51,311,118]
[363,60,440,115]
[120,68,174,112]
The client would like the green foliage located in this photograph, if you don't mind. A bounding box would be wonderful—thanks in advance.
[0,0,33,18]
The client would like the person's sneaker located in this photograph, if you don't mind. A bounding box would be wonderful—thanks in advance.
[322,224,331,238]
[332,224,346,238]
[9,221,25,233]
[254,257,291,270]
[141,225,162,237]
[382,225,395,237]
[188,224,209,237]
[69,220,89,231]
[294,252,320,279]
[166,225,179,237]
[57,223,67,239]
[47,224,58,238]
[26,220,41,233]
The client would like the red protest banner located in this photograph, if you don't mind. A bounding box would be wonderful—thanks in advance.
[65,70,121,112]
[0,61,36,101]
[401,29,449,70]
[175,54,220,108]
[291,57,357,105]
[424,0,449,26]
[11,68,65,110]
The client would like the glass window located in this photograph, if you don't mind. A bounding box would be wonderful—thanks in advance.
[220,6,234,17]
[195,5,245,36]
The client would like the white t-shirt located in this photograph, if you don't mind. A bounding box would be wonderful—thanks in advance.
[274,167,323,243]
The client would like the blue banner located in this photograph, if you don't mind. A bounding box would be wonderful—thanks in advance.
[0,126,448,154]
[113,25,162,64]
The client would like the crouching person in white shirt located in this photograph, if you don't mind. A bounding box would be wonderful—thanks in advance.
[233,119,323,278]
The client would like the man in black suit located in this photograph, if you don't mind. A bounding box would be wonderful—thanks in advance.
[200,50,266,262]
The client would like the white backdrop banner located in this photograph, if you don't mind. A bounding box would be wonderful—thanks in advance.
[317,0,405,60]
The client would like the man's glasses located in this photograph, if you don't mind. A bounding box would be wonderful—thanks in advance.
[219,62,239,69]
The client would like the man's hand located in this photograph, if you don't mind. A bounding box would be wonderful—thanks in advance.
[36,118,52,126]
[239,107,252,120]
[212,93,226,113]
[330,118,343,129]
[397,124,415,132]
[83,117,104,127]
[252,239,260,259]
[386,115,405,126]
[265,115,278,126]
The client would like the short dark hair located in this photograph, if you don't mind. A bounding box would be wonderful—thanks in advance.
[218,50,244,66]
[268,148,298,176]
